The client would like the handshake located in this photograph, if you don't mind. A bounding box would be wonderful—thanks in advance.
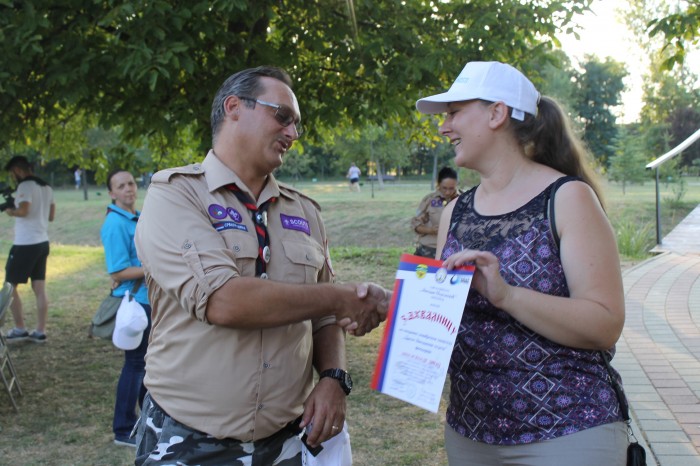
[335,282,392,337]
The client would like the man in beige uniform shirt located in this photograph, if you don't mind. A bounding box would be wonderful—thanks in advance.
[133,66,391,465]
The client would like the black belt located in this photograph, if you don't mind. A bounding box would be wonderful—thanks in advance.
[149,393,304,442]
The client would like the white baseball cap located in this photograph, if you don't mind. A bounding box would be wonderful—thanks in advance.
[416,61,540,120]
[112,291,148,350]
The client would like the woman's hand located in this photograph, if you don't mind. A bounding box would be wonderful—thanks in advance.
[442,249,512,309]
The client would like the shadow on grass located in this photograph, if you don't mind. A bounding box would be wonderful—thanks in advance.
[0,245,450,465]
[0,244,134,465]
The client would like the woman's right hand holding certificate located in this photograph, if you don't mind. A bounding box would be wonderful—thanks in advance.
[442,249,512,310]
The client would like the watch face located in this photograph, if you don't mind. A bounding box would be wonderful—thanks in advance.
[321,369,352,395]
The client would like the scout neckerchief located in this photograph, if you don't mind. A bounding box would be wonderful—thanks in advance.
[226,184,277,278]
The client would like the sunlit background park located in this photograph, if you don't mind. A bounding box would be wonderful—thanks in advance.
[1,0,699,465]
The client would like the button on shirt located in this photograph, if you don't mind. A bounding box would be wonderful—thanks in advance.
[135,151,335,441]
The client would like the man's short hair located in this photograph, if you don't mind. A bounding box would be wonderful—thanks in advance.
[210,66,293,144]
[4,155,32,172]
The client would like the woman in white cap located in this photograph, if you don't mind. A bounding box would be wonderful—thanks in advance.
[101,169,151,447]
[417,62,627,465]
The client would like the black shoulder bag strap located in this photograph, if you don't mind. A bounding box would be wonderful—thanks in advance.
[601,351,647,465]
[546,175,579,248]
[548,176,647,465]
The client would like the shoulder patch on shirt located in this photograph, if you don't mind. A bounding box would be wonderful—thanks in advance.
[280,213,311,235]
[277,181,321,211]
[151,163,205,184]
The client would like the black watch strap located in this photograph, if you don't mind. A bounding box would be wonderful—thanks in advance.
[319,368,352,395]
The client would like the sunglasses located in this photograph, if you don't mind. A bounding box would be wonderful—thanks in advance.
[238,96,303,136]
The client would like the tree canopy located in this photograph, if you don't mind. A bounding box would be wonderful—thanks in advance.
[1,0,593,173]
[623,0,700,171]
[647,1,700,69]
[573,56,627,168]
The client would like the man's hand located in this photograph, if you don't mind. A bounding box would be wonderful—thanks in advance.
[299,377,347,448]
[336,282,392,336]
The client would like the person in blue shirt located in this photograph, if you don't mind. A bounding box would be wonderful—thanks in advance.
[100,169,151,447]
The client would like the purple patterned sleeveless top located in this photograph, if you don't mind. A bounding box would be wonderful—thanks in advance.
[441,177,623,445]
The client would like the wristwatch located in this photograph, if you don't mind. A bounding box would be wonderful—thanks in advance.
[319,368,353,396]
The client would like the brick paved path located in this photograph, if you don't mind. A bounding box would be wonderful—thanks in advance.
[616,252,700,466]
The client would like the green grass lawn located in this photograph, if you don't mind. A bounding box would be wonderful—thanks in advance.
[0,177,697,465]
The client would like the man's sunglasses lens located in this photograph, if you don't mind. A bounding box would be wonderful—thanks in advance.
[275,107,294,126]
[276,107,303,135]
[239,96,302,134]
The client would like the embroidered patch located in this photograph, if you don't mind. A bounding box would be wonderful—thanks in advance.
[208,204,227,219]
[226,207,243,223]
[280,214,310,235]
[430,199,443,208]
[212,221,248,232]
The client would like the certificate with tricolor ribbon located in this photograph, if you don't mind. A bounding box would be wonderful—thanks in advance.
[371,253,474,413]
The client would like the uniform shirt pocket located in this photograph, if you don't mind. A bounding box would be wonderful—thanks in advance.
[281,240,325,284]
[226,233,260,278]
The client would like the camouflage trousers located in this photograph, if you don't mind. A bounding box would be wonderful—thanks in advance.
[134,392,303,465]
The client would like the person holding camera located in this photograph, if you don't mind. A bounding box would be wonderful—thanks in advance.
[3,155,55,343]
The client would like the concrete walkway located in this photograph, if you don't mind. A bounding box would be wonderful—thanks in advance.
[615,205,700,465]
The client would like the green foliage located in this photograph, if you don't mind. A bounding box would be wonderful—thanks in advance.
[623,1,700,172]
[538,51,578,119]
[1,0,594,167]
[608,127,652,193]
[330,123,411,182]
[640,61,699,124]
[648,2,700,69]
[405,140,457,179]
[663,173,688,209]
[637,57,700,169]
[274,147,313,181]
[668,107,700,168]
[616,220,655,258]
[574,56,627,167]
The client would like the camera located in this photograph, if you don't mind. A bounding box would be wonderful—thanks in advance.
[0,184,15,212]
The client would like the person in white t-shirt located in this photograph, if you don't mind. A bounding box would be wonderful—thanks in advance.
[3,155,56,343]
[346,163,361,192]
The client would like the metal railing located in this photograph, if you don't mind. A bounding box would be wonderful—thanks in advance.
[645,128,700,245]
